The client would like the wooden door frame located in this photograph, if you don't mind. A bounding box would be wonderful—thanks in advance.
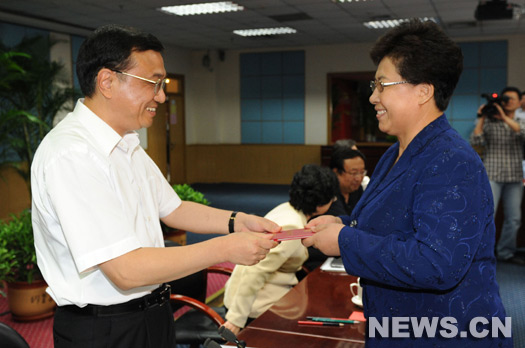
[165,73,186,184]
[327,71,375,144]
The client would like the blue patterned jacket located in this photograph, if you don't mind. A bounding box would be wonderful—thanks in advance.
[339,115,511,347]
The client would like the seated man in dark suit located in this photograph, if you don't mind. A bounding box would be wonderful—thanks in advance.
[325,148,367,216]
[302,147,367,272]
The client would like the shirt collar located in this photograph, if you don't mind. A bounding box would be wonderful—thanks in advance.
[75,99,140,157]
[117,132,141,155]
[404,113,449,158]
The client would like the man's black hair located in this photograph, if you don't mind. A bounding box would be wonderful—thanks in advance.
[76,24,164,97]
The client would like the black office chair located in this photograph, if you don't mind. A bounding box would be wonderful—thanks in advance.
[0,322,30,348]
[165,240,232,348]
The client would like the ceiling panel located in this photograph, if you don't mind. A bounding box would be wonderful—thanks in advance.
[0,0,524,50]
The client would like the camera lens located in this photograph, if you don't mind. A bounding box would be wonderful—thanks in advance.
[500,95,510,103]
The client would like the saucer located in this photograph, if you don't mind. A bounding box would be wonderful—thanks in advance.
[351,295,363,308]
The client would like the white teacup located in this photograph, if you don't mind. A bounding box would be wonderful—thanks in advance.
[350,277,363,307]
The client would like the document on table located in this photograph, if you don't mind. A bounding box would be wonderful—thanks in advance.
[320,257,347,272]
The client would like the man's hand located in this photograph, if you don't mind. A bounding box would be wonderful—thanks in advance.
[224,232,278,265]
[494,102,521,132]
[233,212,281,233]
[492,103,506,121]
[302,223,344,256]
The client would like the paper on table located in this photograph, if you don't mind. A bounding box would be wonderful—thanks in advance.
[349,311,366,322]
[320,257,347,272]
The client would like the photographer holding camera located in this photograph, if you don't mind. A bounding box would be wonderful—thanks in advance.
[470,86,525,265]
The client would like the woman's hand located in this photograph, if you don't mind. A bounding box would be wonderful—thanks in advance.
[222,321,241,336]
[302,223,344,256]
[305,215,342,229]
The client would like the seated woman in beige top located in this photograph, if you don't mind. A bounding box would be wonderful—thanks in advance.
[222,164,338,335]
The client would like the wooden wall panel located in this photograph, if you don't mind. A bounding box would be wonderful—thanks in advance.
[185,145,321,185]
[0,145,322,219]
[0,167,31,220]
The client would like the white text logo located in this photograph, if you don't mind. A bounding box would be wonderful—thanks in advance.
[368,316,511,338]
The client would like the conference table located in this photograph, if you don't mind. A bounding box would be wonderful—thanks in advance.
[237,266,366,347]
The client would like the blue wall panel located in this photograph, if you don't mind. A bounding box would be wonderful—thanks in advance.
[260,52,282,75]
[241,77,261,98]
[283,99,304,121]
[241,122,262,143]
[240,51,305,144]
[262,122,283,143]
[283,75,304,98]
[450,41,507,140]
[283,122,304,144]
[261,99,282,121]
[241,99,261,120]
[261,76,282,98]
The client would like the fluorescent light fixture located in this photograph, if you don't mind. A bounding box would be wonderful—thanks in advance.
[233,27,297,37]
[158,1,243,16]
[364,17,436,29]
[336,0,374,2]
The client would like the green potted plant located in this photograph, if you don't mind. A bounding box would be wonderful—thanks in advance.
[0,35,79,196]
[172,184,210,206]
[0,210,56,321]
[163,184,211,245]
[0,35,78,321]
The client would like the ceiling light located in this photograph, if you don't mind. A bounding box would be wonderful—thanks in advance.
[158,1,243,16]
[233,27,297,37]
[364,17,436,29]
[335,0,374,2]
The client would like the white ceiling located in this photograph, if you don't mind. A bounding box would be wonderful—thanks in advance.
[1,0,525,51]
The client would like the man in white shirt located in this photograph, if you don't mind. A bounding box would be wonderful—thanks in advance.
[31,24,279,348]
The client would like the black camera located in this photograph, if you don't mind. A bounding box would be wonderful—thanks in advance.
[479,93,510,118]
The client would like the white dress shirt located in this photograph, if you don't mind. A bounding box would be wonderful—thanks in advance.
[31,99,181,307]
[515,107,525,120]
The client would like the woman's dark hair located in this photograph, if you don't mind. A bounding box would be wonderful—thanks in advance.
[76,24,164,97]
[370,19,463,111]
[289,164,338,216]
[329,148,366,174]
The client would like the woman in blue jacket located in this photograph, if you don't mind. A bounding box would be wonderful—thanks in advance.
[303,19,511,348]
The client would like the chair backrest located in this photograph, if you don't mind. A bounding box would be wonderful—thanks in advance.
[0,322,30,348]
[169,270,208,305]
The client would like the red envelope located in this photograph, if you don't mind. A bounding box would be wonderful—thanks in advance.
[269,228,315,241]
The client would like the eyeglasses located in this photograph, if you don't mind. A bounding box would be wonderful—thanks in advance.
[370,79,408,93]
[343,170,367,178]
[112,69,166,95]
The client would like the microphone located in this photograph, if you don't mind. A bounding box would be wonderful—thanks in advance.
[218,326,246,348]
[204,338,222,348]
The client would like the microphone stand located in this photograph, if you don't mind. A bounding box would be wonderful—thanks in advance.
[218,325,247,348]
